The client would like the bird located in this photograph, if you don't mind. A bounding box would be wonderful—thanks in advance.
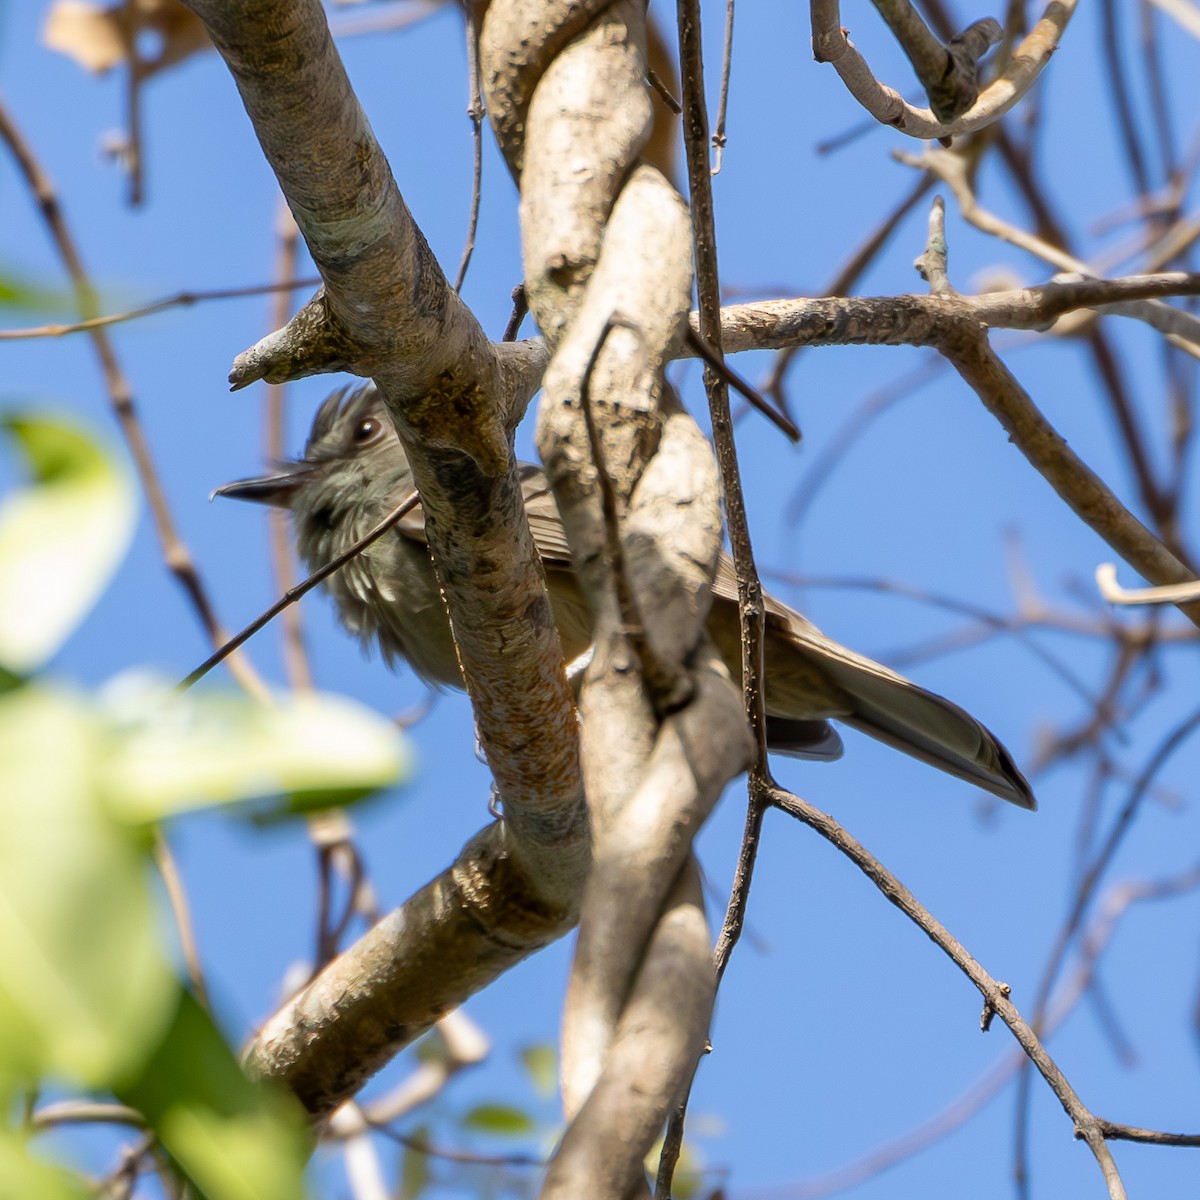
[215,384,1035,809]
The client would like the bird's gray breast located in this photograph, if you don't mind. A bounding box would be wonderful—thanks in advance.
[301,500,464,689]
[347,530,464,688]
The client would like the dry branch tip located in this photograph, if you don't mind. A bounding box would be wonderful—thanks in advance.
[229,292,357,389]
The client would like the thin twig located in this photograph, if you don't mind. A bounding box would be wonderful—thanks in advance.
[1013,704,1200,1193]
[1096,562,1200,606]
[646,64,682,114]
[31,1101,147,1129]
[454,1,485,292]
[785,862,1200,1197]
[1097,1122,1200,1147]
[762,174,934,409]
[914,194,951,292]
[0,96,270,700]
[122,0,145,206]
[0,276,323,340]
[152,830,210,1010]
[1100,0,1153,207]
[710,0,734,174]
[684,324,800,441]
[766,783,1129,1200]
[768,569,1110,718]
[502,283,528,341]
[180,491,420,691]
[370,1123,544,1167]
[783,353,945,522]
[657,5,776,1193]
[313,838,369,974]
[578,315,687,710]
[264,202,314,693]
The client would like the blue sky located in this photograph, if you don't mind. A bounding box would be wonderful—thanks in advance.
[4,2,1199,1197]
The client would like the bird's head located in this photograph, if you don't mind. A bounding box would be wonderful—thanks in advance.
[213,384,412,567]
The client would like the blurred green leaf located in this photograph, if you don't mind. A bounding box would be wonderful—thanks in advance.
[0,412,135,672]
[459,1103,536,1138]
[98,677,412,823]
[518,1043,557,1100]
[0,269,69,312]
[414,1028,448,1066]
[400,1128,431,1200]
[0,687,176,1089]
[0,1129,92,1200]
[669,1158,700,1200]
[119,990,311,1200]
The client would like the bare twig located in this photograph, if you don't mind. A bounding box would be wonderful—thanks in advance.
[684,324,800,440]
[811,0,1075,140]
[121,0,145,205]
[711,0,734,173]
[0,95,269,700]
[453,0,485,292]
[152,831,210,1010]
[762,174,935,408]
[657,4,776,1192]
[646,64,682,113]
[868,1,1001,121]
[263,203,314,694]
[31,1102,146,1129]
[1096,562,1200,606]
[766,783,1130,1200]
[0,276,322,340]
[937,325,1200,627]
[576,314,689,710]
[1013,705,1200,1192]
[1096,1121,1200,1148]
[914,194,951,292]
[181,491,419,691]
[784,863,1200,1197]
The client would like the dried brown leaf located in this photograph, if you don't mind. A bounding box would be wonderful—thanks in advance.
[43,0,209,77]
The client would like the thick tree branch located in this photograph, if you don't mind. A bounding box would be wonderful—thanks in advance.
[811,0,1076,140]
[244,820,573,1116]
[181,0,588,901]
[868,2,1001,121]
[937,324,1200,626]
[483,4,748,1192]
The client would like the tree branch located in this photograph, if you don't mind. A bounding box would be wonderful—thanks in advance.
[181,0,588,903]
[811,0,1075,139]
[766,784,1130,1200]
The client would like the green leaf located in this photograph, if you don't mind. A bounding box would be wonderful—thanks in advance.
[518,1043,557,1100]
[0,412,135,672]
[459,1103,537,1138]
[119,990,311,1200]
[0,687,176,1089]
[400,1129,432,1200]
[0,269,69,312]
[0,1129,92,1200]
[98,677,412,823]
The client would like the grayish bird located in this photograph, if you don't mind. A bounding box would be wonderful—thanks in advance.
[216,385,1035,809]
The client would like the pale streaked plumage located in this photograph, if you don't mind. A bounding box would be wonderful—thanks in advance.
[216,385,1035,809]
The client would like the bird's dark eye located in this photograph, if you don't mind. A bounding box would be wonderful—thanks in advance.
[353,417,383,445]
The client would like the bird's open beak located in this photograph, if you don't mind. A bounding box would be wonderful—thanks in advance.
[210,465,310,507]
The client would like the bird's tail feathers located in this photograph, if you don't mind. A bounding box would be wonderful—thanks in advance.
[765,718,845,762]
[775,615,1035,809]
